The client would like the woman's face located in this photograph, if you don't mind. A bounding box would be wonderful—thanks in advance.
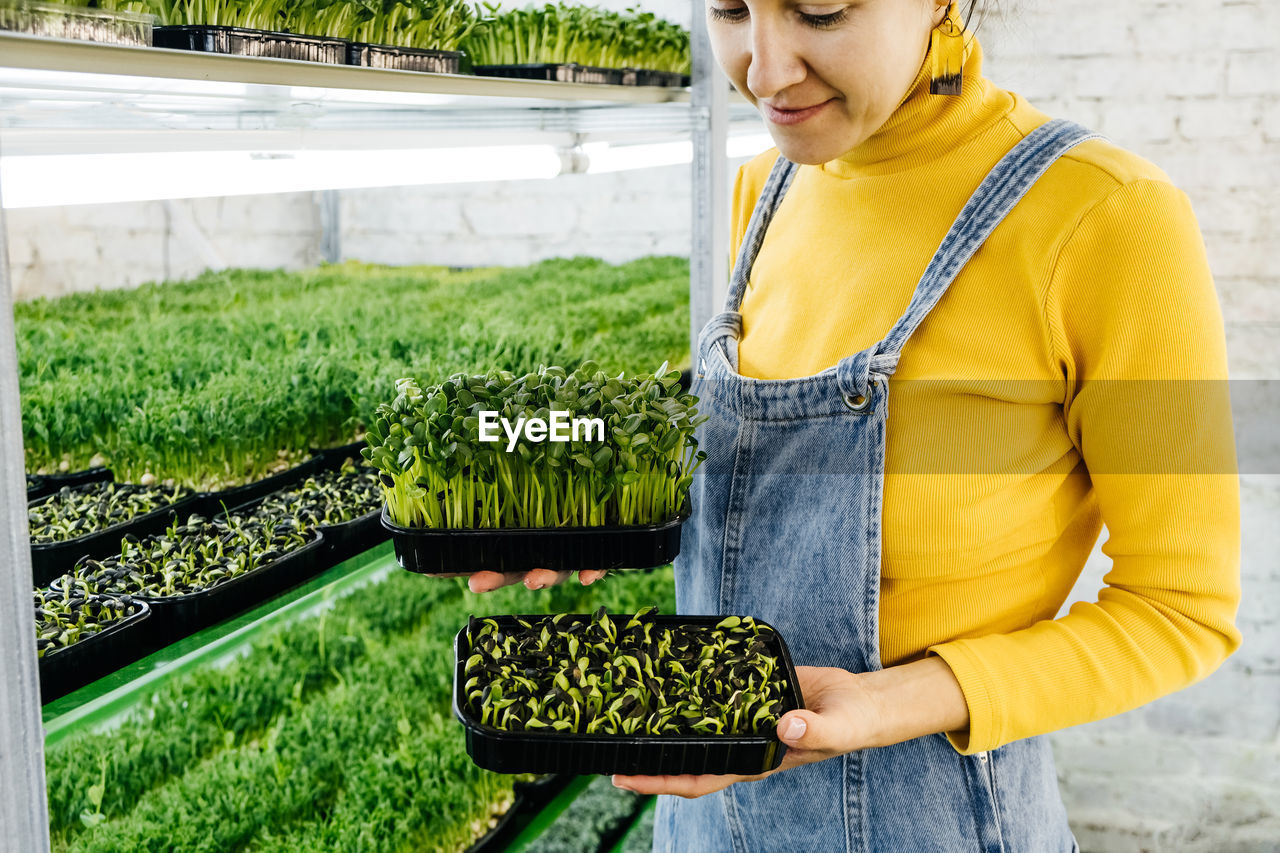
[706,0,949,164]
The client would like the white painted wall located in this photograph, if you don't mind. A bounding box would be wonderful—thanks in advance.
[3,2,1278,849]
[978,2,1280,850]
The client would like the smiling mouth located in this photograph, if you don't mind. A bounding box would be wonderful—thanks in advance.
[761,99,833,126]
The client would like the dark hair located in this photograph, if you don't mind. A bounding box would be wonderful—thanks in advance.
[960,0,992,33]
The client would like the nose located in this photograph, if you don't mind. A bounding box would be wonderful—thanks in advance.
[745,21,807,100]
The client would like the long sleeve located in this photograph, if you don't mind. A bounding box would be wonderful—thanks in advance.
[926,178,1243,754]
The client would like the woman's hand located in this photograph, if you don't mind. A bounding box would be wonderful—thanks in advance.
[466,569,608,593]
[611,665,885,798]
[611,656,971,799]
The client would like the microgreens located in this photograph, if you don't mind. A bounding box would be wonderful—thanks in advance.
[28,481,194,545]
[363,361,707,529]
[33,586,144,658]
[18,258,689,492]
[464,607,790,737]
[463,3,691,74]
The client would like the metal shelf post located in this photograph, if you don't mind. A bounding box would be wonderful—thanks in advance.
[0,138,52,853]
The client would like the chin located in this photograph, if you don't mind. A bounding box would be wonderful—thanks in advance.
[769,136,843,166]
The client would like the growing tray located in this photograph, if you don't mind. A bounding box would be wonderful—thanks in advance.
[465,774,573,853]
[453,614,804,776]
[132,533,327,641]
[153,25,348,64]
[305,440,390,563]
[208,452,326,508]
[28,488,204,589]
[26,466,113,503]
[383,506,687,574]
[0,1,153,46]
[54,493,328,643]
[623,68,687,88]
[38,598,152,703]
[346,41,462,73]
[472,63,626,86]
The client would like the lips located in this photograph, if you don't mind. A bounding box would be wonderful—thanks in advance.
[761,99,833,126]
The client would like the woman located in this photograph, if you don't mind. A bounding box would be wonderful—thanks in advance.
[472,1,1242,849]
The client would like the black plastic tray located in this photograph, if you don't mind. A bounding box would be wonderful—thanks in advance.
[153,25,348,64]
[383,506,686,574]
[465,774,573,853]
[453,614,804,775]
[472,63,625,86]
[26,467,113,503]
[347,42,462,73]
[134,533,327,640]
[38,598,152,703]
[208,452,327,508]
[623,68,687,88]
[28,489,204,589]
[303,440,389,563]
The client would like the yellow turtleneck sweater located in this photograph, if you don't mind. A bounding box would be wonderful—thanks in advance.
[731,37,1241,754]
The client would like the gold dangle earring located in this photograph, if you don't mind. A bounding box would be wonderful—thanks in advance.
[929,2,965,95]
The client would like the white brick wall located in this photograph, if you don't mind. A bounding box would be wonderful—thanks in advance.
[981,1,1280,849]
[3,2,1277,849]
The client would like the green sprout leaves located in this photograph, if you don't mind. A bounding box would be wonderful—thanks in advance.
[28,481,194,545]
[462,4,691,74]
[463,608,790,738]
[33,586,144,659]
[365,363,707,529]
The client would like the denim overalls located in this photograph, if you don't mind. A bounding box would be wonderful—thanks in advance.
[654,119,1097,853]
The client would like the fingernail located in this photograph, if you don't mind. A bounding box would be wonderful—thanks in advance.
[611,776,630,790]
[779,717,806,741]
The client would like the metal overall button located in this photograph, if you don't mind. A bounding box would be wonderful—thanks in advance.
[842,392,872,412]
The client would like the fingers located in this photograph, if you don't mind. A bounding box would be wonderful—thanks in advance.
[465,569,611,593]
[467,571,527,593]
[611,773,747,798]
[523,569,571,590]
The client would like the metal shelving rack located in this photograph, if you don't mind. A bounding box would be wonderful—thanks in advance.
[0,22,742,852]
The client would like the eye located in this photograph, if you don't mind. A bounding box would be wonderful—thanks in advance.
[797,7,848,28]
[707,3,749,23]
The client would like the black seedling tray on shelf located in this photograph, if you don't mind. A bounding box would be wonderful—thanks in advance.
[304,440,390,563]
[38,598,152,703]
[383,506,687,574]
[320,507,384,565]
[208,453,326,508]
[465,774,574,853]
[309,439,366,468]
[133,533,327,641]
[28,489,204,589]
[27,467,113,503]
[346,42,462,73]
[454,614,804,776]
[623,68,686,88]
[472,63,626,86]
[153,25,348,64]
[25,474,45,501]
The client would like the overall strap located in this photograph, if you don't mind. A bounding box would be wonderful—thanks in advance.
[836,118,1101,399]
[726,154,801,312]
[701,154,799,372]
